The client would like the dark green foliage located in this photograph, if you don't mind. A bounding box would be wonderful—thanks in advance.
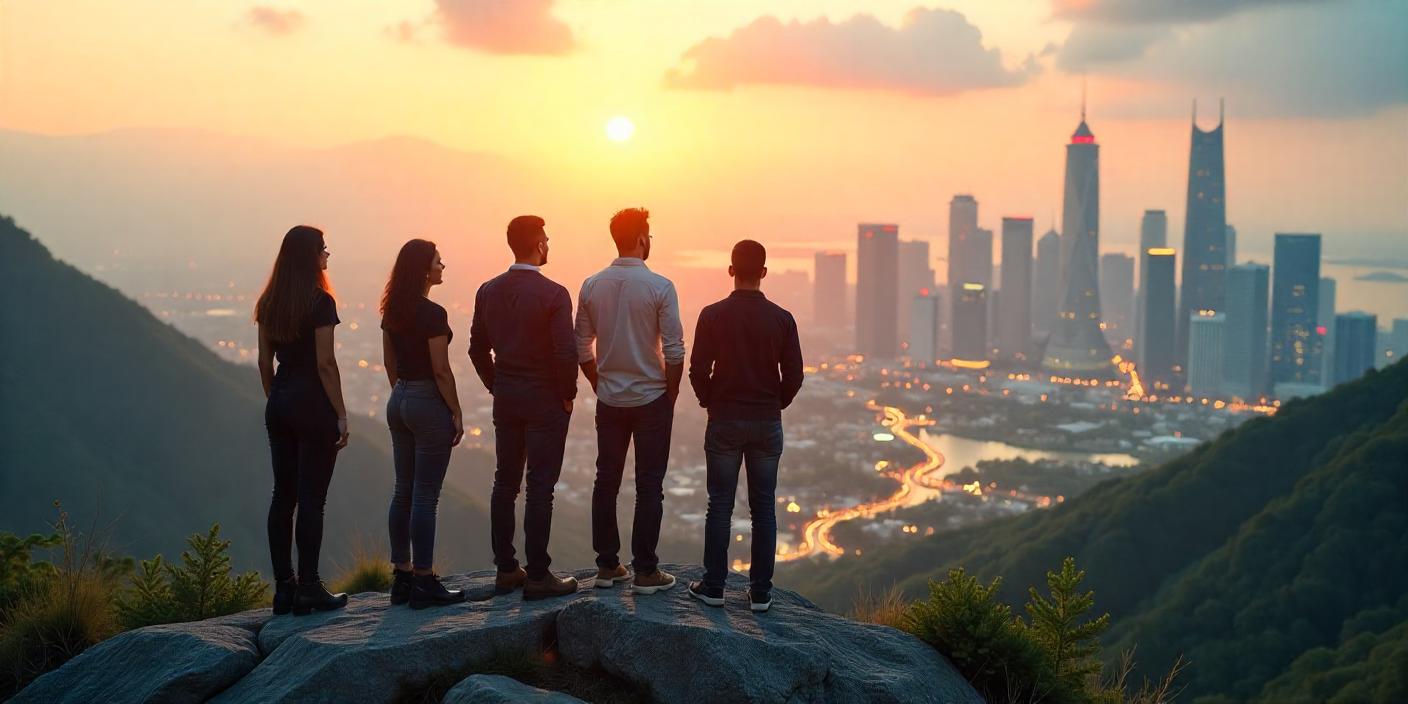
[115,524,267,629]
[0,532,61,616]
[1025,558,1110,692]
[782,358,1408,702]
[0,216,495,574]
[904,568,1061,703]
[0,508,127,696]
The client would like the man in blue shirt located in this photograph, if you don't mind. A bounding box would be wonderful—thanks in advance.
[469,215,580,600]
[686,239,804,613]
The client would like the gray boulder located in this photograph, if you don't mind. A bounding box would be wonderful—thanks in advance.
[11,622,260,704]
[557,568,977,703]
[442,674,585,703]
[16,564,982,703]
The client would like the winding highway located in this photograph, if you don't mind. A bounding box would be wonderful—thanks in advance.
[770,403,948,564]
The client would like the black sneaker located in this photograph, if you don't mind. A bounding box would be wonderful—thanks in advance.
[293,579,349,615]
[390,569,414,606]
[688,581,724,607]
[272,577,298,616]
[747,588,772,613]
[410,573,466,610]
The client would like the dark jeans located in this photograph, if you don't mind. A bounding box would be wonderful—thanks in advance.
[386,380,455,570]
[592,393,674,572]
[702,419,783,594]
[265,379,339,583]
[491,390,570,579]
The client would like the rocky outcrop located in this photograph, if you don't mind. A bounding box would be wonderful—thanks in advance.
[14,564,982,703]
[443,674,585,703]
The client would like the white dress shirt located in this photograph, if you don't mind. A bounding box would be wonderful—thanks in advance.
[575,258,685,407]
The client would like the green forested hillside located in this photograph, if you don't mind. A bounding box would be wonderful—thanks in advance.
[779,358,1408,703]
[0,216,497,574]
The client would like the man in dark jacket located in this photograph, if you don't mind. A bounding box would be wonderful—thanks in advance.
[469,215,579,600]
[685,239,803,613]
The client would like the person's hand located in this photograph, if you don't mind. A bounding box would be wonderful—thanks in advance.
[667,387,679,404]
[562,399,573,414]
[335,418,350,450]
[451,414,464,447]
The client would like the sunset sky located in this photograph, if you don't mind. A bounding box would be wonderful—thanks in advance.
[2,0,1405,268]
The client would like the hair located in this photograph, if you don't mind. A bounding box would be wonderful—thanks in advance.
[254,225,333,343]
[731,239,767,281]
[380,239,438,332]
[609,208,650,252]
[507,215,546,259]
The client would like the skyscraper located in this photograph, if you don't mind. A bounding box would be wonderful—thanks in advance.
[1333,312,1377,386]
[953,283,988,363]
[1139,248,1177,388]
[1139,210,1168,266]
[1225,224,1237,266]
[1177,102,1228,367]
[1390,319,1408,367]
[1270,233,1322,388]
[909,291,940,365]
[1224,263,1270,399]
[1042,106,1113,375]
[856,224,899,359]
[947,195,981,289]
[998,217,1034,360]
[1188,311,1227,398]
[1135,209,1168,356]
[1318,277,1337,385]
[898,239,935,349]
[1099,253,1135,345]
[813,252,847,328]
[1034,227,1061,337]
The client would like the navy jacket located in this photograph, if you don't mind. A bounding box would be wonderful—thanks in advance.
[689,289,804,421]
[468,268,578,402]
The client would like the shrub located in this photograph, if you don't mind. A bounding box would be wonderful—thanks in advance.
[1024,557,1111,694]
[0,506,126,696]
[0,532,61,617]
[847,584,910,630]
[331,545,393,595]
[904,568,1062,703]
[901,558,1181,704]
[115,524,266,629]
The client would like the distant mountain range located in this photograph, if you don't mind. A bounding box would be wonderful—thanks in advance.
[0,215,511,573]
[779,357,1408,703]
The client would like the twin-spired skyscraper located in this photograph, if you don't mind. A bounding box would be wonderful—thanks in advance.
[1042,109,1113,375]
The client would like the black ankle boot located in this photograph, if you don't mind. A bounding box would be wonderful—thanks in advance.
[410,573,465,610]
[272,577,298,616]
[390,569,414,606]
[292,578,348,616]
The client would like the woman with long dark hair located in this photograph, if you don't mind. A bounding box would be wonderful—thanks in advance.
[255,225,350,616]
[381,239,466,608]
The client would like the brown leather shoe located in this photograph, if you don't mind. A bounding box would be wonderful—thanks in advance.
[523,572,579,601]
[632,569,676,594]
[594,564,631,588]
[494,567,527,595]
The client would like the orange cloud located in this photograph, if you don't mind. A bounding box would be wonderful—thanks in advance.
[433,0,574,55]
[245,6,306,36]
[664,9,1035,96]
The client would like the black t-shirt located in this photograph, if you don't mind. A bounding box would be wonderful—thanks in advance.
[383,297,453,381]
[272,290,340,380]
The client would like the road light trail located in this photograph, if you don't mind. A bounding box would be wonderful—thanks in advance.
[766,403,945,565]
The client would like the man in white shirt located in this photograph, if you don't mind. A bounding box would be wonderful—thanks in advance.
[575,207,684,595]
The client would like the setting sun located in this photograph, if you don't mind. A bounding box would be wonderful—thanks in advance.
[605,115,635,142]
